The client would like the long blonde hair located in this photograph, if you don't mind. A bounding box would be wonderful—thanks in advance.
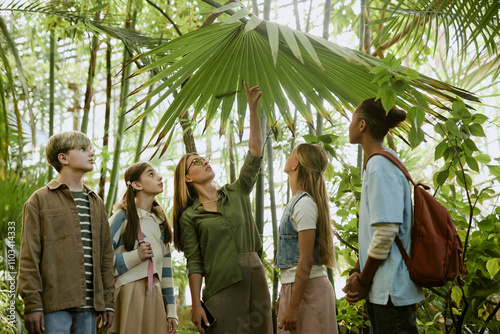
[295,143,335,268]
[172,153,199,251]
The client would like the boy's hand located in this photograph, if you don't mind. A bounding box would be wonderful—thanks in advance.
[137,242,153,261]
[25,311,44,334]
[98,310,115,331]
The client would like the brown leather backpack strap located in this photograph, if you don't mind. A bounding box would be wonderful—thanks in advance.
[395,236,411,267]
[365,151,416,186]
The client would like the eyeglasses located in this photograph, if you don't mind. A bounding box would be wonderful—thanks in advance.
[186,157,210,173]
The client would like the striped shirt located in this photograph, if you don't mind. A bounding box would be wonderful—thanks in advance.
[71,190,94,309]
[367,223,400,260]
[109,208,177,319]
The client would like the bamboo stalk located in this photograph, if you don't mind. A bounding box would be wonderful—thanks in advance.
[105,1,137,214]
[48,29,56,180]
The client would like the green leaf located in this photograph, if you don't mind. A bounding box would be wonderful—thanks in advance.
[436,169,449,186]
[380,90,397,113]
[222,8,251,25]
[303,134,318,143]
[455,171,472,189]
[487,165,500,179]
[279,24,303,64]
[324,163,335,181]
[466,156,479,172]
[88,3,109,13]
[472,114,488,124]
[319,134,339,144]
[464,138,479,152]
[475,154,491,164]
[266,21,279,66]
[391,79,407,94]
[294,30,323,70]
[402,68,420,81]
[486,258,500,279]
[478,217,494,232]
[469,124,486,137]
[452,99,470,118]
[445,119,461,137]
[451,286,463,306]
[244,14,263,31]
[434,141,448,161]
[337,209,349,217]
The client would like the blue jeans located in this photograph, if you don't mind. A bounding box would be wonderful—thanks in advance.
[366,298,418,334]
[44,310,96,334]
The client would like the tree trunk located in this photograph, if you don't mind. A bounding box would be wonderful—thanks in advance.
[179,109,197,153]
[266,122,279,334]
[228,120,236,183]
[105,2,137,214]
[321,0,336,287]
[134,84,154,162]
[0,63,8,179]
[80,33,100,134]
[98,41,112,200]
[48,30,56,180]
[0,18,23,172]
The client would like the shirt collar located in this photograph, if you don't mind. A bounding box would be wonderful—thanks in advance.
[191,189,224,210]
[47,179,95,196]
[137,205,165,224]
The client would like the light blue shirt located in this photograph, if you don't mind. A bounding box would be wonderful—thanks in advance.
[359,149,424,306]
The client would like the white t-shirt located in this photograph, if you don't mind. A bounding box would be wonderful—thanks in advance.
[280,195,327,284]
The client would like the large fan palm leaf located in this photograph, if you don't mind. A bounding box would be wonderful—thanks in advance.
[126,6,478,155]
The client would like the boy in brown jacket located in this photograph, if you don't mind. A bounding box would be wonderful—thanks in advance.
[19,131,115,333]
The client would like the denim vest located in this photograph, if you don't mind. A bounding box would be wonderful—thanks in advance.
[275,191,321,269]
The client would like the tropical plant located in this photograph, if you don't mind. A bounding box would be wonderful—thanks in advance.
[125,2,478,157]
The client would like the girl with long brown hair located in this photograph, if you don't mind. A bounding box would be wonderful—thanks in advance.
[275,143,338,333]
[109,162,177,334]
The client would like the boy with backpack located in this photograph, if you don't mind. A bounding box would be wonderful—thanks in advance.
[19,131,115,333]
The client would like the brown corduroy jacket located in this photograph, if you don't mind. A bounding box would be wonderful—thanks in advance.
[19,179,115,314]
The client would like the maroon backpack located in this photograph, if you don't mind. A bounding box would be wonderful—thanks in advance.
[366,151,464,288]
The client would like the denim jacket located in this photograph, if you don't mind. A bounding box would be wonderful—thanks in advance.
[275,191,321,269]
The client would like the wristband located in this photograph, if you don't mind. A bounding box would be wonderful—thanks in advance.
[356,275,372,287]
[349,268,361,276]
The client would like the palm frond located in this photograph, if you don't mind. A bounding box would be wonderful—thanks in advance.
[369,0,500,78]
[0,0,159,52]
[127,8,479,156]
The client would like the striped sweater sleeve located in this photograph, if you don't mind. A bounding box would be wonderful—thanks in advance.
[161,243,177,319]
[109,211,142,276]
[367,223,400,260]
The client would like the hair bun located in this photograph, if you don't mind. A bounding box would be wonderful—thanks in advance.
[386,107,407,129]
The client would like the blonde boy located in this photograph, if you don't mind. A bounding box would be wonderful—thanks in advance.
[19,131,115,334]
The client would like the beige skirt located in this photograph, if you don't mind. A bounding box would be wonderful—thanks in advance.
[277,276,338,334]
[110,275,168,334]
[203,252,273,334]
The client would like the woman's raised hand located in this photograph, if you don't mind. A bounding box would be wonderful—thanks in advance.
[244,81,263,112]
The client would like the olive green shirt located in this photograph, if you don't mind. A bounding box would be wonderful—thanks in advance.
[180,152,263,300]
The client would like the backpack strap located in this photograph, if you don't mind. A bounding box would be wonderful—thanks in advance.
[365,151,419,269]
[137,223,154,292]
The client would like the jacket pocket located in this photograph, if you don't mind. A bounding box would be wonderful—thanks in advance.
[41,208,73,241]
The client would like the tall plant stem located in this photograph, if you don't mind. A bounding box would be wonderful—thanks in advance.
[105,1,137,214]
[98,41,112,200]
[48,29,56,180]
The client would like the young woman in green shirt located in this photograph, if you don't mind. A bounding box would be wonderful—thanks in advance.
[172,83,272,333]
